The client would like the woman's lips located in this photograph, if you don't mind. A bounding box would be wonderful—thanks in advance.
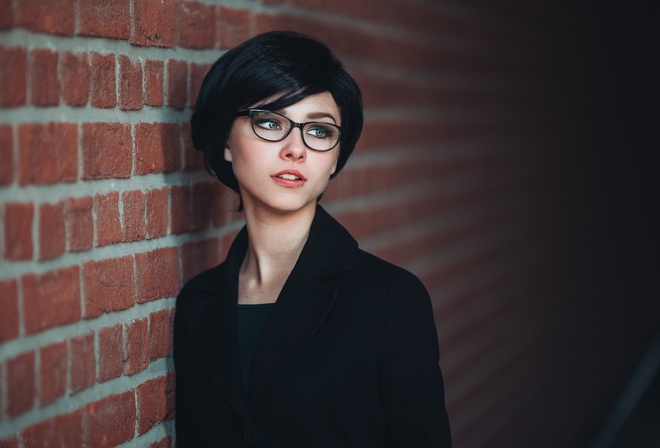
[272,170,306,187]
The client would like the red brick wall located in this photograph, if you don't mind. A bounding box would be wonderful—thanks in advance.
[0,1,654,447]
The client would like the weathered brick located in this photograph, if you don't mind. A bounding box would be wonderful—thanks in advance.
[182,238,220,284]
[90,52,116,108]
[217,7,251,49]
[135,247,179,302]
[149,309,171,361]
[170,185,192,234]
[0,46,27,107]
[83,256,135,318]
[22,266,81,334]
[124,318,149,375]
[132,0,176,48]
[39,200,66,260]
[134,122,181,174]
[70,332,95,394]
[144,59,164,106]
[149,436,172,448]
[61,52,90,106]
[0,125,13,185]
[79,0,130,39]
[119,55,143,110]
[22,410,84,447]
[188,62,210,109]
[15,0,75,36]
[18,122,78,185]
[85,392,136,446]
[94,192,122,247]
[0,279,19,343]
[4,202,34,260]
[166,59,187,109]
[7,351,35,417]
[82,122,132,179]
[122,190,146,242]
[30,48,60,107]
[181,121,203,171]
[0,0,13,29]
[178,1,215,49]
[39,341,67,405]
[98,324,124,383]
[66,196,94,251]
[145,187,168,239]
[136,374,175,434]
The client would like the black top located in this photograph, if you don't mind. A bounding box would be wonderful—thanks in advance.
[237,303,275,391]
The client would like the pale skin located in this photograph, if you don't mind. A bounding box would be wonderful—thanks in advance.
[224,92,341,304]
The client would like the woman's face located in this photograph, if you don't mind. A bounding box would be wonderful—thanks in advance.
[225,91,341,217]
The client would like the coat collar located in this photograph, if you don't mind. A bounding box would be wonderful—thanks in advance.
[184,205,358,411]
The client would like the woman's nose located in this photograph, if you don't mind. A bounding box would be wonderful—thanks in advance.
[280,127,307,161]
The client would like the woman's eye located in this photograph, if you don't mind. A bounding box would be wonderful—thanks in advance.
[255,118,282,131]
[307,125,333,139]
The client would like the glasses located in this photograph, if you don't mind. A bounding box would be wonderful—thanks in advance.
[235,109,341,152]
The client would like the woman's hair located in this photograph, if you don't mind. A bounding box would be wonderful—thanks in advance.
[191,31,363,196]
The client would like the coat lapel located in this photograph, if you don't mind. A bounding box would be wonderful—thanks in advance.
[247,206,358,406]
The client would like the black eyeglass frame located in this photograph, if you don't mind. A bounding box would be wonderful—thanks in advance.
[234,109,342,152]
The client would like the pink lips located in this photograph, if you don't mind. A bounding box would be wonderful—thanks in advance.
[271,170,306,187]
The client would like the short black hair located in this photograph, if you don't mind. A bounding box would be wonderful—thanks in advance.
[190,31,363,197]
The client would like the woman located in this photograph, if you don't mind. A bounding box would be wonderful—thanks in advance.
[174,31,451,447]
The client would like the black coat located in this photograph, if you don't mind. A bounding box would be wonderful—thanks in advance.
[174,206,451,447]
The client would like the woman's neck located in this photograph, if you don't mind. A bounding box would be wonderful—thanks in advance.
[238,204,315,304]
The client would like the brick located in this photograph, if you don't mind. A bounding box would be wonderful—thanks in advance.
[124,318,149,375]
[144,59,164,106]
[0,279,19,342]
[61,52,90,106]
[149,436,172,448]
[0,46,27,107]
[217,7,251,49]
[18,122,78,185]
[182,238,220,284]
[22,266,81,334]
[178,1,215,49]
[4,202,34,260]
[80,0,130,39]
[0,434,19,447]
[145,187,168,239]
[83,256,135,318]
[94,192,122,247]
[0,125,13,185]
[134,122,181,174]
[136,375,175,434]
[90,52,116,108]
[149,309,171,361]
[7,351,35,417]
[85,391,136,446]
[66,196,94,251]
[170,185,192,234]
[39,341,67,405]
[166,59,187,109]
[70,332,95,394]
[30,49,60,106]
[188,62,210,109]
[122,190,146,242]
[135,247,179,303]
[39,200,66,260]
[132,0,176,48]
[82,122,132,179]
[181,121,203,171]
[22,410,84,447]
[119,55,143,110]
[98,324,124,382]
[15,0,74,36]
[0,0,13,29]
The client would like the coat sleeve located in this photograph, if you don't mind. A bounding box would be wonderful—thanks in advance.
[378,270,452,447]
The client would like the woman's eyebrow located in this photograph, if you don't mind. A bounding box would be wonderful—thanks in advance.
[305,112,337,123]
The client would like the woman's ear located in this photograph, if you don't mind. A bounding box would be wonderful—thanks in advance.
[224,144,232,162]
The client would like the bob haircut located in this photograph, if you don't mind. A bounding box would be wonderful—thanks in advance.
[191,31,364,200]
